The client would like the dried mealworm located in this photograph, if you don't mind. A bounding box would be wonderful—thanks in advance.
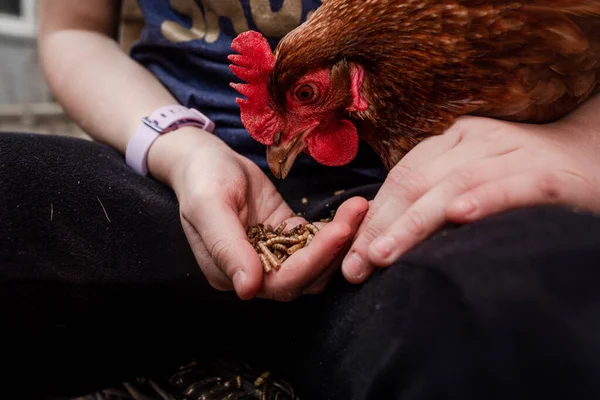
[287,224,303,236]
[272,243,288,253]
[266,236,302,246]
[254,372,271,387]
[259,253,272,273]
[258,242,281,271]
[306,234,314,246]
[282,229,295,237]
[274,221,287,235]
[248,220,325,272]
[287,242,305,255]
[306,223,319,234]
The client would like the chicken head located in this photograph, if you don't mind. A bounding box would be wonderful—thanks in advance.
[229,30,368,179]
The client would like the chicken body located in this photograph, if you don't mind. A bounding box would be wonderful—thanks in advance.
[230,0,600,176]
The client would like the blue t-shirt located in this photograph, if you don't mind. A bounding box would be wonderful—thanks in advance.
[130,0,387,181]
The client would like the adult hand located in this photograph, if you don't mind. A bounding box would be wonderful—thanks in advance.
[148,127,368,300]
[341,97,600,284]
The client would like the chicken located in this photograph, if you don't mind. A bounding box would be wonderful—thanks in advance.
[228,0,600,178]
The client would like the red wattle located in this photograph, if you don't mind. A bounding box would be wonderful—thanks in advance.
[306,120,359,166]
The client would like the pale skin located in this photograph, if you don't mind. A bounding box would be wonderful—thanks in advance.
[341,94,600,283]
[38,0,368,301]
[39,0,600,300]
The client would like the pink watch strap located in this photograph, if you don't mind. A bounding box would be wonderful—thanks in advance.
[126,105,215,175]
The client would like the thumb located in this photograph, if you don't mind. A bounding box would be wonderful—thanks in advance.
[193,198,263,300]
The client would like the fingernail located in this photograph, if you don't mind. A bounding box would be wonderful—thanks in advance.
[372,235,396,259]
[452,199,477,216]
[343,252,363,278]
[233,270,247,294]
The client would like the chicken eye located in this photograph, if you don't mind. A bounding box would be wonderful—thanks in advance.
[295,84,316,102]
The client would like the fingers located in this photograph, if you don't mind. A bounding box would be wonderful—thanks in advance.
[365,167,485,266]
[366,150,597,268]
[364,150,532,266]
[353,127,471,242]
[180,218,233,290]
[259,196,369,301]
[341,131,505,284]
[301,197,369,294]
[259,220,351,301]
[341,125,529,284]
[188,197,264,300]
[341,164,432,283]
[446,170,596,223]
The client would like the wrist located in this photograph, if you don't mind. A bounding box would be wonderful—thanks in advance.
[147,126,228,187]
[125,104,216,179]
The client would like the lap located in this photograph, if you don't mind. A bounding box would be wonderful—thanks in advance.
[289,206,600,399]
[0,132,378,323]
[0,132,203,322]
[2,132,600,399]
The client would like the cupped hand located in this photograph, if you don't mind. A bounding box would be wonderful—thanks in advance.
[148,127,368,300]
[261,196,368,301]
[342,107,600,284]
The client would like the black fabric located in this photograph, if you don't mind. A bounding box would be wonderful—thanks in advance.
[1,132,600,400]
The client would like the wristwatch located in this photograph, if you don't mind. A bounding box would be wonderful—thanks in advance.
[126,105,216,176]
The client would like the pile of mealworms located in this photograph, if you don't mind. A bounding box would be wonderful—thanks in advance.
[73,357,296,400]
[247,221,320,273]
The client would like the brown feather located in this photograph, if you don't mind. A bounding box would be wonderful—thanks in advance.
[269,0,600,170]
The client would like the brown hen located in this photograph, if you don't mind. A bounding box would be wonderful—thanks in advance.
[229,0,600,177]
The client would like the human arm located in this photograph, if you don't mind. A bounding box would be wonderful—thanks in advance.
[38,0,364,300]
[341,93,600,282]
[38,0,199,156]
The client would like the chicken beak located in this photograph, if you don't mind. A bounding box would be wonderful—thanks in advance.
[267,133,309,179]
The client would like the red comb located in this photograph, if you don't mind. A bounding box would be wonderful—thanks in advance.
[229,31,278,145]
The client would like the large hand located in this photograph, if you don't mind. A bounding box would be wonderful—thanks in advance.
[148,127,368,300]
[341,99,600,284]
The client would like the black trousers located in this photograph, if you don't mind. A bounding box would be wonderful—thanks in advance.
[2,132,600,400]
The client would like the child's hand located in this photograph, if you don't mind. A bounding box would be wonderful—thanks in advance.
[260,196,368,301]
[341,103,600,284]
[148,127,367,300]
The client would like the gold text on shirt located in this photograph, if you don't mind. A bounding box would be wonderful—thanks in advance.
[161,0,311,44]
